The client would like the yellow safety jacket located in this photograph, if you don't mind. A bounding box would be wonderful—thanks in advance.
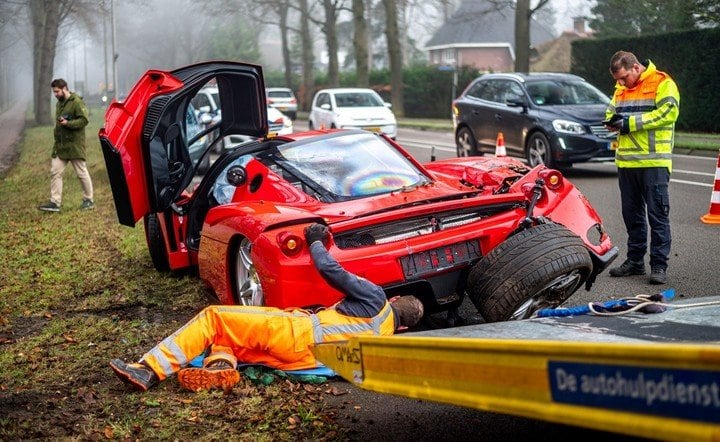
[606,61,680,171]
[142,302,397,378]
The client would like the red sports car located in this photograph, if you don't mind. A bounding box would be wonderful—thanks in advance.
[99,61,618,322]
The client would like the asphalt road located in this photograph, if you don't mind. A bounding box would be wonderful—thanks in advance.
[295,121,719,441]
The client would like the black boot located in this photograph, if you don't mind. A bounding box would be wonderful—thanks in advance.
[110,359,159,391]
[609,259,645,277]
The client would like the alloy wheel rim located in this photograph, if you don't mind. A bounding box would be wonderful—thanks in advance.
[235,238,264,306]
[509,270,583,320]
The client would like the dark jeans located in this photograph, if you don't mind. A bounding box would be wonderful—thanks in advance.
[618,167,671,270]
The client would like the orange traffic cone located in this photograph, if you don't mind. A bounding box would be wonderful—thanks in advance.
[494,132,506,157]
[701,150,720,225]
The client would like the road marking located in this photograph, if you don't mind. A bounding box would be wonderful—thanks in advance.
[671,178,713,187]
[673,169,715,177]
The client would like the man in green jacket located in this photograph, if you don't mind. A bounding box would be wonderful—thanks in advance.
[38,79,94,212]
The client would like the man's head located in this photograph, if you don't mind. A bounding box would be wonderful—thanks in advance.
[51,78,70,101]
[389,295,424,329]
[609,51,645,89]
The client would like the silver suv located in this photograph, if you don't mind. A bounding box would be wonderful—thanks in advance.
[266,87,297,120]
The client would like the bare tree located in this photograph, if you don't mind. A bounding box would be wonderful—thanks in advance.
[352,0,369,86]
[514,0,550,72]
[382,0,403,116]
[298,0,315,110]
[308,0,346,87]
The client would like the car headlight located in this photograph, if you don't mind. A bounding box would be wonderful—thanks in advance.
[552,119,586,134]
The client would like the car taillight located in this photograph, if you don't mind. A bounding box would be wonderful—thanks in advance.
[290,98,297,104]
[277,231,304,256]
[272,117,283,124]
[538,168,564,190]
[267,98,275,104]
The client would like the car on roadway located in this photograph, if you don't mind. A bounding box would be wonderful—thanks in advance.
[266,87,298,120]
[452,72,617,168]
[99,61,618,323]
[309,87,398,139]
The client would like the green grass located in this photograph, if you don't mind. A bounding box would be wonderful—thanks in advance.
[0,110,345,440]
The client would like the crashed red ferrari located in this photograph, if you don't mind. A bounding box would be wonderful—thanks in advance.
[99,61,617,322]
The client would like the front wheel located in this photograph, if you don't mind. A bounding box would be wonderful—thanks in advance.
[467,223,592,322]
[143,213,170,272]
[455,127,479,157]
[526,132,555,168]
[232,237,264,306]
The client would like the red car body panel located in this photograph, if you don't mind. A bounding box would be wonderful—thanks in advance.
[99,62,617,314]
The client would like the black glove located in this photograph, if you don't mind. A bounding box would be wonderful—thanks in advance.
[604,114,630,134]
[304,223,330,247]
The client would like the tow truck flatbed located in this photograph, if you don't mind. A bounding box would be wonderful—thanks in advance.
[313,296,720,441]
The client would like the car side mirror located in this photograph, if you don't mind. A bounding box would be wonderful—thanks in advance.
[226,165,247,187]
[384,102,392,108]
[320,103,331,110]
[506,97,527,108]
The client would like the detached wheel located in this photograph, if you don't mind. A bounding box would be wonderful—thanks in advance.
[526,132,555,168]
[455,127,479,157]
[143,213,170,272]
[467,223,592,322]
[232,237,264,306]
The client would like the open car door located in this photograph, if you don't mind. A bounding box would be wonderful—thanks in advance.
[99,61,267,227]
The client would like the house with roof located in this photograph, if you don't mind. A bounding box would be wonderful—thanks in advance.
[425,0,556,72]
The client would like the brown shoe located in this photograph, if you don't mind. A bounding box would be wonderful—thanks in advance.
[177,364,240,392]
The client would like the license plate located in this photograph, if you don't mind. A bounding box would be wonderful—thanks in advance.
[400,240,481,278]
[365,127,381,133]
[278,106,287,111]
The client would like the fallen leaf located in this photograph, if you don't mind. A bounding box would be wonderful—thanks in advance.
[43,313,53,319]
[103,426,114,439]
[62,334,77,344]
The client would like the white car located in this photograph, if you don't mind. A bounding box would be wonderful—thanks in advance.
[308,88,397,139]
[266,87,298,120]
[267,106,293,136]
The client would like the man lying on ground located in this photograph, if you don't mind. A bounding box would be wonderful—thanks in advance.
[110,223,424,392]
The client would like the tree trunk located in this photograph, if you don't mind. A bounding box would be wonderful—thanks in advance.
[299,0,314,111]
[277,3,293,89]
[323,0,340,87]
[514,0,530,72]
[383,0,404,117]
[352,0,369,86]
[30,0,61,125]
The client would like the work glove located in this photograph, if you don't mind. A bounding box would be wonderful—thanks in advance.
[605,114,630,134]
[304,223,330,247]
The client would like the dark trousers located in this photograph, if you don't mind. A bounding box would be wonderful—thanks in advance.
[617,167,671,269]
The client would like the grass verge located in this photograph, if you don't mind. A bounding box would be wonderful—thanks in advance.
[0,110,346,440]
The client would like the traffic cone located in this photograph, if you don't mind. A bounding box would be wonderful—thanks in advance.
[494,132,506,157]
[700,150,720,225]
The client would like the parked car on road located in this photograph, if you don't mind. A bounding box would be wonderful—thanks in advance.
[266,87,298,120]
[309,88,398,139]
[99,61,617,323]
[452,72,616,168]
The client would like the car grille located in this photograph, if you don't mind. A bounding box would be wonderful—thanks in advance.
[589,124,615,139]
[333,203,521,249]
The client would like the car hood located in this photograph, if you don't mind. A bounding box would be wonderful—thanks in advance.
[338,107,396,122]
[541,104,607,123]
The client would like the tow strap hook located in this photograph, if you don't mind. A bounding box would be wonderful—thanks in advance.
[521,179,545,229]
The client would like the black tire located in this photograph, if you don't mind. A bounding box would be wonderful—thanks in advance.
[455,126,479,157]
[467,223,592,322]
[526,132,555,168]
[144,213,170,272]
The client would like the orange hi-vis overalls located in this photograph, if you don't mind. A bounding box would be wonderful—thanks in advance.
[141,301,396,380]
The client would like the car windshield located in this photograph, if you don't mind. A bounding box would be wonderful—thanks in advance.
[526,80,610,106]
[267,132,427,200]
[334,92,384,108]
